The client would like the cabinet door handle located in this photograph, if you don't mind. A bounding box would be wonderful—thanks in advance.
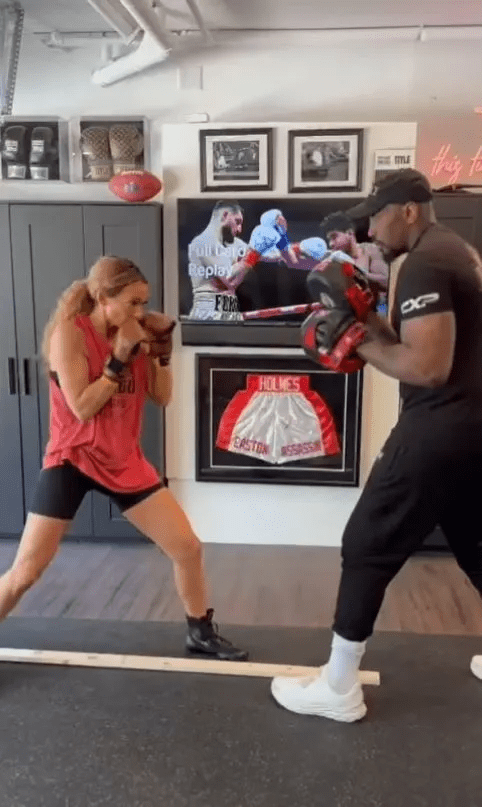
[7,358,17,395]
[22,358,31,396]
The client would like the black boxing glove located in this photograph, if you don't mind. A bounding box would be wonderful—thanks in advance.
[29,126,58,180]
[2,125,27,179]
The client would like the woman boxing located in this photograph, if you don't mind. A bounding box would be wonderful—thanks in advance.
[0,256,248,661]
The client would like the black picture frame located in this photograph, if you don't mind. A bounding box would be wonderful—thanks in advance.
[199,128,274,192]
[196,354,363,486]
[288,128,364,193]
[177,196,381,347]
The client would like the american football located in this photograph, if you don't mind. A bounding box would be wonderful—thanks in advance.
[108,170,162,202]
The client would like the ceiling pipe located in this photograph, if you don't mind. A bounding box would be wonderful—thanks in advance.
[184,0,213,43]
[87,0,175,85]
[153,0,198,22]
[206,24,482,37]
[42,23,482,44]
[422,25,482,40]
[39,30,123,42]
[91,30,169,85]
[116,0,173,51]
[158,24,482,42]
[88,0,214,86]
[87,0,139,40]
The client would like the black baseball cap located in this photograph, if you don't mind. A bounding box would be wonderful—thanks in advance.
[348,169,433,219]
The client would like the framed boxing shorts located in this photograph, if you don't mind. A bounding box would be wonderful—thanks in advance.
[196,354,363,486]
[216,374,340,464]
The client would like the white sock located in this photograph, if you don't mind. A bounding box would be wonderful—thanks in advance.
[326,632,366,694]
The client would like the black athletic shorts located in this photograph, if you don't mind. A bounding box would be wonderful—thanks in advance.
[31,462,163,520]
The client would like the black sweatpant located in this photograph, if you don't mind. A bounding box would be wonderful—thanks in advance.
[333,414,482,641]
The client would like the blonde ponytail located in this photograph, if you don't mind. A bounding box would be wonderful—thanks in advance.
[41,279,94,367]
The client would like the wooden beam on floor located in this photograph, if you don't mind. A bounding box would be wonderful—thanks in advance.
[0,648,380,685]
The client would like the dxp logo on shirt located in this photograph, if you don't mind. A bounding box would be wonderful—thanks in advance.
[400,292,440,315]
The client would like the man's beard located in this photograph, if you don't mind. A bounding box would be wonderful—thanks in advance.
[221,225,235,245]
[380,243,405,263]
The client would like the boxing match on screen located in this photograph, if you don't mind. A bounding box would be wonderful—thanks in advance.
[177,199,389,333]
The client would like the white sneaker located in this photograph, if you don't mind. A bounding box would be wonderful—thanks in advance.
[470,655,482,680]
[271,666,367,723]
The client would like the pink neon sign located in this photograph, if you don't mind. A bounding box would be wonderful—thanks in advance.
[431,144,482,184]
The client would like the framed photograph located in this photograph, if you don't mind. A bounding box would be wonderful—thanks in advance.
[288,128,364,193]
[196,354,363,486]
[199,128,273,192]
[373,148,416,184]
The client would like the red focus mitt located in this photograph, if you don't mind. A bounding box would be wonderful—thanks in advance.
[300,307,366,374]
[307,259,376,323]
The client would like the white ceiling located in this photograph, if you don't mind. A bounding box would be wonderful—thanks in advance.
[21,0,482,34]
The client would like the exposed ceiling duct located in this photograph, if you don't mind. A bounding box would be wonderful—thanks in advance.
[36,1,482,89]
[91,30,169,85]
[87,0,140,41]
[87,0,210,86]
[114,0,173,50]
[184,0,212,43]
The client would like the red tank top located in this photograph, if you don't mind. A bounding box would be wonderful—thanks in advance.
[44,315,160,492]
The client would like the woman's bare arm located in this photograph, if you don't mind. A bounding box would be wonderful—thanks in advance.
[49,319,118,422]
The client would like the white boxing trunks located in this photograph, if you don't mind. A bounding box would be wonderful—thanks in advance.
[189,291,243,322]
[216,374,340,464]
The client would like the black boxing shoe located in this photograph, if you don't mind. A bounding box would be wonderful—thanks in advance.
[186,608,249,661]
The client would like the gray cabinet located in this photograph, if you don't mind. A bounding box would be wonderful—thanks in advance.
[0,206,25,534]
[10,205,93,537]
[432,194,482,254]
[0,202,164,540]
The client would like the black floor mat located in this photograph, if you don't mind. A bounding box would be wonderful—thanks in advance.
[0,617,481,807]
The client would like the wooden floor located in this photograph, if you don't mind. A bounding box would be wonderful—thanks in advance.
[0,541,481,635]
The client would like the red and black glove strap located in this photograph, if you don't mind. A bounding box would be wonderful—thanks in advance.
[341,263,376,322]
[317,352,366,374]
[329,321,367,369]
[301,312,366,374]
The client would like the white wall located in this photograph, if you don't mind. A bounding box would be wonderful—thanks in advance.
[162,121,406,545]
[6,27,479,543]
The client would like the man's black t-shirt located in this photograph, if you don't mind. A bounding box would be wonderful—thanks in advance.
[392,223,482,419]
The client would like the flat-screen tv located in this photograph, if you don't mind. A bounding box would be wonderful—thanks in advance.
[177,197,375,346]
